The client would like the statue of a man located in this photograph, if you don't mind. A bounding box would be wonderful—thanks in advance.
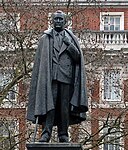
[27,10,88,143]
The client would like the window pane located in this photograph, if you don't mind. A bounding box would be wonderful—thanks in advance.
[104,25,109,30]
[104,17,109,25]
[7,86,16,100]
[115,17,120,24]
[115,25,120,31]
[104,143,108,150]
[109,144,113,150]
[110,17,114,24]
[110,25,114,30]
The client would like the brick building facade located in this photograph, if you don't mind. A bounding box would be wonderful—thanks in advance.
[0,0,128,150]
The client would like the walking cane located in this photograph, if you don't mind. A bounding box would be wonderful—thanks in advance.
[32,116,39,142]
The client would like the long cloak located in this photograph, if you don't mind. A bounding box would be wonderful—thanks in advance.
[27,28,88,125]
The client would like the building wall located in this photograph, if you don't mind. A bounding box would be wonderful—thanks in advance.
[72,7,128,31]
[0,1,128,150]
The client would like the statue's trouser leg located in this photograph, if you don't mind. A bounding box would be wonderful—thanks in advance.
[42,81,58,137]
[42,81,71,140]
[43,109,55,135]
[39,109,55,142]
[57,82,70,137]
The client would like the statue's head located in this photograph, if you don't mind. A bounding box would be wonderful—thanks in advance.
[52,10,66,32]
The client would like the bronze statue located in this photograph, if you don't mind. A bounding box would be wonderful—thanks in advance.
[27,10,88,143]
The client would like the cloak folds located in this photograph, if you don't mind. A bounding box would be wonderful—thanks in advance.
[27,28,88,125]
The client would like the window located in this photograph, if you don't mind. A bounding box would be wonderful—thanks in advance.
[99,119,123,150]
[104,16,120,31]
[103,136,120,150]
[0,13,20,31]
[100,12,124,31]
[103,69,121,101]
[0,71,18,105]
[0,119,19,150]
[103,127,121,150]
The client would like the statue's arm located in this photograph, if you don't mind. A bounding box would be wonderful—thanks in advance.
[66,43,80,63]
[63,36,80,62]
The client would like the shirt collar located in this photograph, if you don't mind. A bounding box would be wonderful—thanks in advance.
[53,29,64,36]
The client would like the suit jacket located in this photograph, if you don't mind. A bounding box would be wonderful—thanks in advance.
[52,29,80,84]
[27,28,88,125]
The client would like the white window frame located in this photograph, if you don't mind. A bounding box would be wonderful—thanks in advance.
[100,12,124,31]
[66,12,72,30]
[100,67,123,102]
[48,12,52,29]
[99,119,124,150]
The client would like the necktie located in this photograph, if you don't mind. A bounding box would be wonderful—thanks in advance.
[56,33,62,48]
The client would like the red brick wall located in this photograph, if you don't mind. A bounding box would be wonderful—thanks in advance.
[124,79,128,102]
[91,80,100,103]
[72,8,100,30]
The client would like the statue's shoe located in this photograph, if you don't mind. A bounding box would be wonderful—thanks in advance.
[59,135,69,143]
[39,132,50,142]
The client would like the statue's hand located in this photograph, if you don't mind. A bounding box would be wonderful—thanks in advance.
[63,36,71,46]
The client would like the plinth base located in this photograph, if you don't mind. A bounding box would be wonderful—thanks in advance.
[26,143,83,150]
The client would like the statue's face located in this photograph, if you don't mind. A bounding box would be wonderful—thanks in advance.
[53,13,66,32]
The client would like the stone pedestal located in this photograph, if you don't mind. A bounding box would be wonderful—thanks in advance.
[26,143,83,150]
